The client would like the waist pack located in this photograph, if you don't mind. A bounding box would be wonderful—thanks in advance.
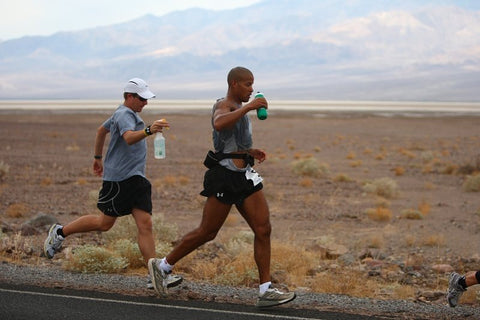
[203,150,254,169]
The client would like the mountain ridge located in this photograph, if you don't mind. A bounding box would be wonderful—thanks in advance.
[0,0,479,101]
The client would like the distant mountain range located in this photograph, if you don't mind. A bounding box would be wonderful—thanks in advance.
[1,0,479,101]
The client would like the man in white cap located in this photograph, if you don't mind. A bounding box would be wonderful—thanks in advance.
[43,78,182,290]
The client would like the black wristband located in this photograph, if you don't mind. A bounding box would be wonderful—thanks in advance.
[94,155,102,159]
[144,125,153,136]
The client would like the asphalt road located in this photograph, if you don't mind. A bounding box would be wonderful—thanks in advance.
[0,283,387,320]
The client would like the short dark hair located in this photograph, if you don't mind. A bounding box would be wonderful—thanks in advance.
[227,66,253,86]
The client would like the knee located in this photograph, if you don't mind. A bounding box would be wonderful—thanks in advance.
[191,227,218,243]
[98,217,116,232]
[254,222,271,239]
[137,218,153,235]
[98,223,114,232]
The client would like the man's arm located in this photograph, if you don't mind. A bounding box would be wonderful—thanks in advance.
[93,125,109,177]
[213,97,267,131]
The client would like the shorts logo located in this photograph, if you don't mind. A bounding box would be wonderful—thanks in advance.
[216,192,224,198]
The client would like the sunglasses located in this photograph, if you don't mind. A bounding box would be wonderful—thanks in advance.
[132,93,147,102]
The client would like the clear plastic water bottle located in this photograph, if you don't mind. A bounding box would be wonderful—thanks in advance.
[254,92,267,120]
[154,132,165,159]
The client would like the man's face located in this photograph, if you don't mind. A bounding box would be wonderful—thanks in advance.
[234,75,254,103]
[129,93,148,112]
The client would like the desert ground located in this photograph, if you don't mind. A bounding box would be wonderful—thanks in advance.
[1,108,480,305]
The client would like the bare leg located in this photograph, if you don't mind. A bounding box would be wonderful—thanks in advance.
[465,271,480,287]
[62,213,116,236]
[132,208,155,265]
[236,190,272,284]
[166,196,231,265]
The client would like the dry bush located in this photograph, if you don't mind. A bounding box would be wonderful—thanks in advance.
[111,239,144,269]
[291,158,329,178]
[349,160,362,168]
[76,178,88,185]
[41,177,52,186]
[363,177,398,199]
[5,203,29,218]
[398,148,416,159]
[346,151,356,160]
[176,235,318,288]
[365,207,392,222]
[65,143,80,151]
[103,214,177,245]
[309,269,378,298]
[0,161,10,181]
[333,173,353,182]
[418,200,431,215]
[64,245,128,273]
[299,177,313,187]
[422,235,445,247]
[393,166,405,176]
[463,174,480,192]
[400,209,423,220]
[0,232,34,261]
[404,234,417,247]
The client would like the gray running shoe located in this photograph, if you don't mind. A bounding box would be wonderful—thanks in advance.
[147,274,183,290]
[148,258,172,297]
[255,286,296,308]
[447,272,466,308]
[43,224,65,259]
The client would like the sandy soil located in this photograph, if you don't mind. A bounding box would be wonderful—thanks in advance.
[1,109,480,301]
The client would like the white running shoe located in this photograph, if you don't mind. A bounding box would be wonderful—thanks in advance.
[447,272,466,308]
[43,224,65,259]
[147,274,183,290]
[148,258,173,297]
[256,286,296,308]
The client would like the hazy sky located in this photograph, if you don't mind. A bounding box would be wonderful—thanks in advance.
[0,0,261,41]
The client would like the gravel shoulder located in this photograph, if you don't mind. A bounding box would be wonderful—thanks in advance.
[1,261,479,319]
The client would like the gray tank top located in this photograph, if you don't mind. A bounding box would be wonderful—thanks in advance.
[211,99,253,172]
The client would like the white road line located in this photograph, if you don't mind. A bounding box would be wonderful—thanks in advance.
[0,288,322,320]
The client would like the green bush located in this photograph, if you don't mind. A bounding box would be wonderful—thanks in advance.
[463,174,480,192]
[65,245,128,273]
[111,239,143,269]
[291,158,329,178]
[363,177,398,199]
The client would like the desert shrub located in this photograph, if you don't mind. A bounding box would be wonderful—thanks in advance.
[0,161,9,181]
[463,175,480,192]
[224,231,254,257]
[5,203,29,218]
[291,158,329,178]
[365,207,392,222]
[423,235,445,247]
[111,239,144,269]
[400,209,423,220]
[333,173,353,182]
[103,214,177,244]
[65,245,128,273]
[362,177,398,199]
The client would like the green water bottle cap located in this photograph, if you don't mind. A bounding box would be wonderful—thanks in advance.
[255,92,267,120]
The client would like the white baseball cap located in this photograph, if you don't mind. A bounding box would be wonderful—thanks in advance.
[124,78,156,99]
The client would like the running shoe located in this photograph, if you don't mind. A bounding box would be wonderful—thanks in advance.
[147,274,183,290]
[43,224,65,259]
[148,258,172,297]
[255,286,296,308]
[447,272,466,308]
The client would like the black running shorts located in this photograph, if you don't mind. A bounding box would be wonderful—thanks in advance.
[200,165,263,205]
[97,175,152,217]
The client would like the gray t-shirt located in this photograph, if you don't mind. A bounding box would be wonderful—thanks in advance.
[102,105,147,181]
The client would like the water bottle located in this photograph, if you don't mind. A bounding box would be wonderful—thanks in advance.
[254,92,267,120]
[154,132,166,159]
